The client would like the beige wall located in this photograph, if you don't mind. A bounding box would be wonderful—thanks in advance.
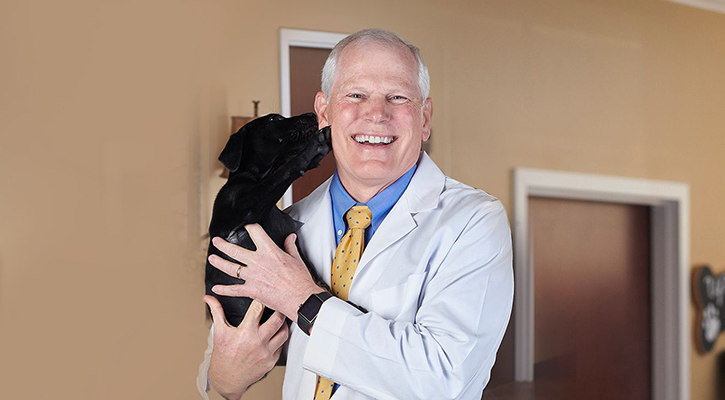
[1,0,724,399]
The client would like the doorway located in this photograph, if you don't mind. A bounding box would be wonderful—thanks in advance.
[530,197,651,399]
[508,168,689,400]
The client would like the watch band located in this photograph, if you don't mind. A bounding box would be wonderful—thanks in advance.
[297,291,333,335]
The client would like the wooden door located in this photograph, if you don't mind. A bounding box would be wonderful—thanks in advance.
[289,46,336,202]
[486,197,651,399]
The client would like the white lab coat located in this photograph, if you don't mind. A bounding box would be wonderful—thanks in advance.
[198,152,514,400]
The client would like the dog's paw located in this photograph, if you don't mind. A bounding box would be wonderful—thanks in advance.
[226,229,250,246]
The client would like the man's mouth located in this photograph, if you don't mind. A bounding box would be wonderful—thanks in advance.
[352,134,396,145]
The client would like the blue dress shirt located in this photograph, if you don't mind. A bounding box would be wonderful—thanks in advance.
[329,164,417,246]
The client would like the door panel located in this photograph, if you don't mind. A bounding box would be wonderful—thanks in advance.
[531,197,651,399]
[485,197,651,400]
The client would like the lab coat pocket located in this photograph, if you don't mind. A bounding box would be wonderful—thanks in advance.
[370,273,426,321]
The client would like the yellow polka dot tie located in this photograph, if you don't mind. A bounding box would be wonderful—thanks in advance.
[314,205,372,400]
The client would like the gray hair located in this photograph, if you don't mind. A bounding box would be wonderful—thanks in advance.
[321,28,430,103]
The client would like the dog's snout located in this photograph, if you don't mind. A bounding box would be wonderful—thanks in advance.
[316,126,331,144]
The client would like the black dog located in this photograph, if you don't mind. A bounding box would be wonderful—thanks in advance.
[205,112,331,326]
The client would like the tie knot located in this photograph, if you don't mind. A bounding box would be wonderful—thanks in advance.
[346,205,372,229]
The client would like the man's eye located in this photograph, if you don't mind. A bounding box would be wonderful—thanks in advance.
[349,93,364,99]
[390,95,408,102]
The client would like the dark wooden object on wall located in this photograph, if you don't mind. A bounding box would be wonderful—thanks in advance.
[692,265,725,353]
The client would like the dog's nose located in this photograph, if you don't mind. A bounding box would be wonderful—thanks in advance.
[321,126,331,142]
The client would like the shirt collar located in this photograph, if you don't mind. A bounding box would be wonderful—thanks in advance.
[330,162,418,232]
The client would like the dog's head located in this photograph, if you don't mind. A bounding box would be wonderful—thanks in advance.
[219,112,331,181]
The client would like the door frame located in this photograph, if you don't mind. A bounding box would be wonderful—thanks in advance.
[513,168,690,400]
[279,28,347,207]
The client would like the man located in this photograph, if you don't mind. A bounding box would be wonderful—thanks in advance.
[198,28,513,400]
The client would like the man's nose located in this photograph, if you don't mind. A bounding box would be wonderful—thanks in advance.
[363,96,391,123]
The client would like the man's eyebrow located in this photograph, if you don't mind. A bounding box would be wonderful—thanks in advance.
[340,84,368,92]
[341,84,417,95]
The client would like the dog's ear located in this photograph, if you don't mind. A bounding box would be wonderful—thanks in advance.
[219,126,246,172]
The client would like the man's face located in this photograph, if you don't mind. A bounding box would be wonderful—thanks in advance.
[314,42,433,195]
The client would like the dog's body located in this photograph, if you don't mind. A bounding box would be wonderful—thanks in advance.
[205,112,331,326]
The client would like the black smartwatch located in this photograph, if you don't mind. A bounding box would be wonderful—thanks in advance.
[297,291,333,335]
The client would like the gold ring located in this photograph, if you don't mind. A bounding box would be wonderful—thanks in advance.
[236,265,242,279]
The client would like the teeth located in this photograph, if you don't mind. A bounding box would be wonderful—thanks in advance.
[354,135,394,144]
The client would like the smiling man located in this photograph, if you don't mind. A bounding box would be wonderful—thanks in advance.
[315,36,432,203]
[198,29,514,400]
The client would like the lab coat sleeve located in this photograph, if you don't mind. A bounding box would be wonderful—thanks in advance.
[302,201,514,400]
[197,325,214,400]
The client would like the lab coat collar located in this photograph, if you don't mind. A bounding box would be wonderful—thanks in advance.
[350,151,445,292]
[289,152,445,293]
[404,151,445,214]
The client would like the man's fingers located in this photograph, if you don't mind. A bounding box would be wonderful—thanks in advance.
[284,233,302,260]
[212,284,251,298]
[269,322,289,352]
[212,237,254,264]
[272,345,284,363]
[240,298,265,329]
[259,310,286,340]
[244,223,276,252]
[203,295,230,330]
[208,255,248,281]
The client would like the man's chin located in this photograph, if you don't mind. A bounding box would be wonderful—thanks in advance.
[352,169,405,187]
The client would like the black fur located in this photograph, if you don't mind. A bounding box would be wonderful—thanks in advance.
[205,112,331,326]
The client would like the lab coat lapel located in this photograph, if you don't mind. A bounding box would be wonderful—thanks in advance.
[295,369,319,400]
[291,177,336,288]
[289,179,338,400]
[353,152,445,282]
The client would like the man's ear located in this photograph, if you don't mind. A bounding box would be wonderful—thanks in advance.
[422,97,433,142]
[218,126,246,172]
[314,92,330,127]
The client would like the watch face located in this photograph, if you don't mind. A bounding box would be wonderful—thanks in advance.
[299,295,322,321]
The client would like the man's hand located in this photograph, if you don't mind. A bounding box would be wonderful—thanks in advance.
[208,224,325,322]
[205,295,288,400]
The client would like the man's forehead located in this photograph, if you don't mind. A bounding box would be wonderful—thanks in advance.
[339,41,417,67]
[334,42,419,89]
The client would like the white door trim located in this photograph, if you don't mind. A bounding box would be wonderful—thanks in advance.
[279,28,347,207]
[663,0,725,14]
[513,168,690,400]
